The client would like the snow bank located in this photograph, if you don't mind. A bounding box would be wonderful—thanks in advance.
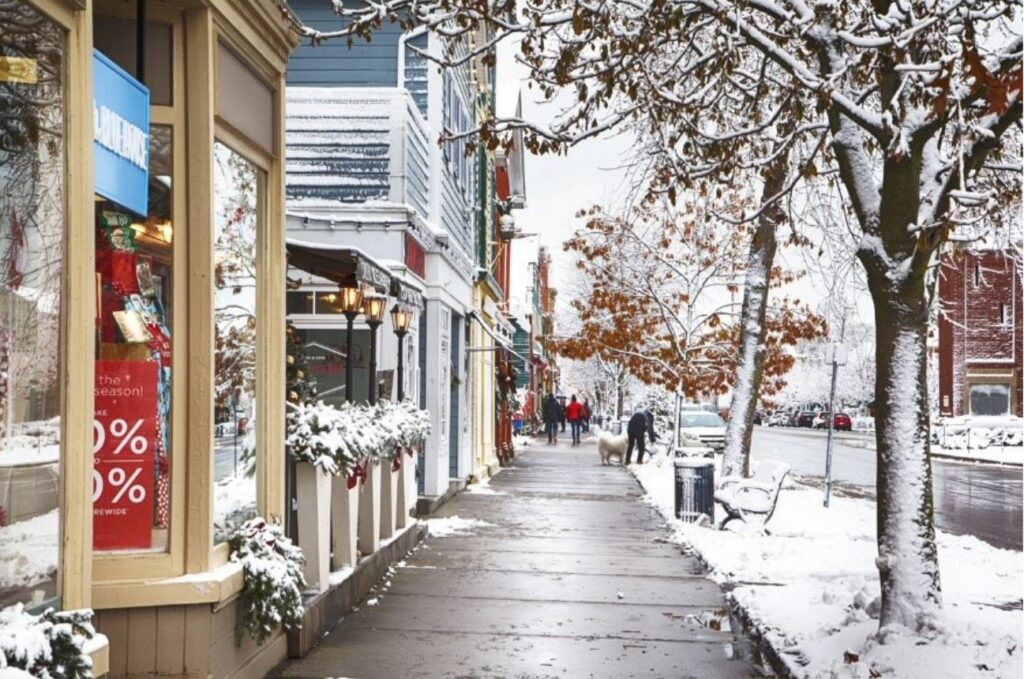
[422,516,494,537]
[464,476,505,496]
[631,453,1023,679]
[0,510,58,593]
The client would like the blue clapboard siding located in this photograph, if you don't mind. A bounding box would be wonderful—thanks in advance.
[288,0,401,87]
[286,91,392,204]
[405,109,430,216]
[403,32,429,118]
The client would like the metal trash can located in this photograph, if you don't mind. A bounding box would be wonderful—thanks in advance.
[674,458,715,524]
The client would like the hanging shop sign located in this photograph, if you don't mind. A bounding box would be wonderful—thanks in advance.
[93,360,158,550]
[93,50,150,216]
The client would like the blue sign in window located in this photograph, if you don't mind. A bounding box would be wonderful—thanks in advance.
[93,50,149,216]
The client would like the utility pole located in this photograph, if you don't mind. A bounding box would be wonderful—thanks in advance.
[824,316,847,508]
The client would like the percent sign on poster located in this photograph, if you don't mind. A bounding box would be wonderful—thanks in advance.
[93,360,157,550]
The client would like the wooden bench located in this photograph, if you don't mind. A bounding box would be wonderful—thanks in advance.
[714,460,790,532]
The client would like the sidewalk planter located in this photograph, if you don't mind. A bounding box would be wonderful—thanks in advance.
[331,472,360,570]
[358,460,382,555]
[295,463,331,593]
[380,456,400,541]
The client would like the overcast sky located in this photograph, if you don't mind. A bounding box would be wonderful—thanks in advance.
[492,42,876,338]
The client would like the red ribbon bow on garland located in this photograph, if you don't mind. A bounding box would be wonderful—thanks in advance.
[346,461,368,489]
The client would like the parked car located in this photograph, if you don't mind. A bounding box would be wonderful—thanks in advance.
[767,411,789,427]
[796,411,816,428]
[677,411,727,452]
[753,410,763,425]
[812,412,853,431]
[833,412,852,431]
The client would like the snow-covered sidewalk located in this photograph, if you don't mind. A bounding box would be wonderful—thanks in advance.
[631,453,1023,679]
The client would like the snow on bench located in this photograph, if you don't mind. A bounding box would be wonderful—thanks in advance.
[714,460,790,532]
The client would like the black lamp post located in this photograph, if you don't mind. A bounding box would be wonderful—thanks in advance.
[363,295,388,404]
[390,304,412,401]
[339,284,363,403]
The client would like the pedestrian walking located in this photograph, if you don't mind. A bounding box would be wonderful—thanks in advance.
[565,395,584,445]
[542,393,560,444]
[625,407,658,465]
[558,397,567,433]
[581,399,591,432]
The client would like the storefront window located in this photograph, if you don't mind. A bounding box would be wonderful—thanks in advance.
[0,0,65,607]
[93,124,174,553]
[213,141,260,543]
[969,383,1010,416]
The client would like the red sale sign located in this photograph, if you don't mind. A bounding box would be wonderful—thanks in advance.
[93,360,158,550]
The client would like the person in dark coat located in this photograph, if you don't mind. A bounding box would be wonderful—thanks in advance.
[625,407,658,464]
[542,393,560,444]
[558,397,567,432]
[581,399,592,432]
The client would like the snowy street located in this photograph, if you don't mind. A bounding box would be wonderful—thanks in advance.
[751,426,1023,550]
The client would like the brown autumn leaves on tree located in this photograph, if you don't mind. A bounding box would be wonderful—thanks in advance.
[552,200,826,403]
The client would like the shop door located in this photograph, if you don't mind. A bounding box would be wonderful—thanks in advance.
[448,312,461,478]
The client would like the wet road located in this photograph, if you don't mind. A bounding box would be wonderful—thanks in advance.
[751,426,1023,551]
[275,441,759,678]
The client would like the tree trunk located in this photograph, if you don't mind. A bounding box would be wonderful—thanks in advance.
[862,253,942,630]
[616,379,624,418]
[721,163,785,478]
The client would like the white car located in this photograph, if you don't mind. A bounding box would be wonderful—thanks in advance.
[677,411,727,452]
[766,412,789,427]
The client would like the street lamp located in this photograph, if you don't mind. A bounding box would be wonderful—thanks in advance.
[339,283,363,403]
[363,294,388,404]
[391,304,412,401]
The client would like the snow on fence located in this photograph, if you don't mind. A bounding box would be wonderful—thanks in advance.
[285,399,430,592]
[931,415,1024,450]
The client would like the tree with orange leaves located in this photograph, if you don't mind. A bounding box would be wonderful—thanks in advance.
[553,198,826,429]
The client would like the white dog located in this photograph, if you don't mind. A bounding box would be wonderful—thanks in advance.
[596,429,628,465]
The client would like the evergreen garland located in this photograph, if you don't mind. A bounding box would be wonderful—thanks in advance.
[228,517,306,645]
[285,324,317,406]
[0,604,95,678]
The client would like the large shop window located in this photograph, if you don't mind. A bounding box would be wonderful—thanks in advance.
[969,383,1010,416]
[93,124,174,553]
[0,0,65,608]
[213,141,261,543]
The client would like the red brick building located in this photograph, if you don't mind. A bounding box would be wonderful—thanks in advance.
[937,249,1022,417]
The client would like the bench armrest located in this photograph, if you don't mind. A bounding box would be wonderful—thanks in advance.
[717,475,743,491]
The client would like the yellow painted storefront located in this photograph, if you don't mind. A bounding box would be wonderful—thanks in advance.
[0,0,296,675]
[470,284,499,480]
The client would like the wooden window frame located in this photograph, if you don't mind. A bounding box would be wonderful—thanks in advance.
[21,0,289,613]
[91,5,188,587]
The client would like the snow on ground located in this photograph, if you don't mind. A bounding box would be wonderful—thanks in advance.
[464,476,505,496]
[422,516,494,537]
[0,510,58,592]
[631,452,1023,679]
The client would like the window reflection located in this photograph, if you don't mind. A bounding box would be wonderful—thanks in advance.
[213,142,260,543]
[0,0,65,608]
[92,124,174,554]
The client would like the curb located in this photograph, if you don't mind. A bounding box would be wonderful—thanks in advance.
[285,522,429,658]
[930,451,1024,467]
[628,463,799,678]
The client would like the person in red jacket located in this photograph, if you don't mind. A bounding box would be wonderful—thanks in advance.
[565,394,585,446]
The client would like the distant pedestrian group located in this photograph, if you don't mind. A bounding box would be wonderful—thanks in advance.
[543,393,591,445]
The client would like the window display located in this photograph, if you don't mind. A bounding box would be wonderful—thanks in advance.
[92,124,174,552]
[0,0,65,607]
[213,141,260,543]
